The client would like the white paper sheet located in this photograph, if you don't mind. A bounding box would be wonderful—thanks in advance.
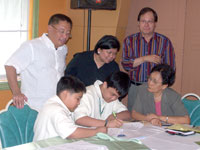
[121,122,144,130]
[38,140,108,150]
[108,123,200,150]
[108,123,164,140]
[108,122,145,139]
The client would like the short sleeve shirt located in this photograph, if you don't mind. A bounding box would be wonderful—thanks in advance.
[65,51,119,86]
[33,95,78,141]
[5,34,68,110]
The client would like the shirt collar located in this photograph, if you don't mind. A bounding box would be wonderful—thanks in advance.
[94,80,107,105]
[41,33,67,50]
[138,32,156,41]
[53,95,72,115]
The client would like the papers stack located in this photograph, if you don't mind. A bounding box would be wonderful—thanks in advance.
[165,129,195,136]
[166,124,200,133]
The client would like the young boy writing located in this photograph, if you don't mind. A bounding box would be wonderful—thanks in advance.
[33,76,107,141]
[74,71,131,128]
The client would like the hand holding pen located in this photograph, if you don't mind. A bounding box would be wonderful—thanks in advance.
[113,112,117,119]
[112,112,126,137]
[105,112,123,128]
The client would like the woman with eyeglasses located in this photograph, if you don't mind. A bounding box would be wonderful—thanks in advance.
[64,35,120,86]
[131,64,190,126]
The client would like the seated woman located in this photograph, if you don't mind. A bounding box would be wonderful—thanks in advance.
[64,35,120,86]
[131,64,190,126]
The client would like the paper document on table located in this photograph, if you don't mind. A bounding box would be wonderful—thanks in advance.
[121,122,144,130]
[38,140,108,150]
[108,122,144,139]
[108,123,164,140]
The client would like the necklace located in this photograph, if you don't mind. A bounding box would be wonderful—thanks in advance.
[154,93,162,102]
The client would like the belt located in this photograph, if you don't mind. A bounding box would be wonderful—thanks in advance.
[131,81,143,86]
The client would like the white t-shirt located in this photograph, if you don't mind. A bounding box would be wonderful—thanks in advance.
[5,34,68,111]
[74,80,128,121]
[33,95,78,141]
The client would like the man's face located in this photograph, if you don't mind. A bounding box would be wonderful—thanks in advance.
[101,82,120,103]
[48,20,72,49]
[138,11,156,37]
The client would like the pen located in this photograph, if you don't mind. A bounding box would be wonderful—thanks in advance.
[112,112,117,119]
[117,134,126,137]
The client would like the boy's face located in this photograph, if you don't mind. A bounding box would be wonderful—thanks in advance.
[101,82,120,103]
[62,91,83,112]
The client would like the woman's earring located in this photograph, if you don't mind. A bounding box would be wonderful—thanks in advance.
[98,51,100,54]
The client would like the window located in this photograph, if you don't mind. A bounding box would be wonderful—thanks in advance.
[0,0,29,75]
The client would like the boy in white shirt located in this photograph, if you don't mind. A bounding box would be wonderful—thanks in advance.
[74,71,131,128]
[33,76,106,141]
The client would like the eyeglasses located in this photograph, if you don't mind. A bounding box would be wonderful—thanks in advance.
[148,76,162,85]
[140,20,154,24]
[51,25,72,38]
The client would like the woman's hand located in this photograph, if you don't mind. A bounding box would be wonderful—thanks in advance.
[150,118,162,126]
[146,113,159,122]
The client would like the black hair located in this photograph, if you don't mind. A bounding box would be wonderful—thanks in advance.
[137,7,158,22]
[150,64,175,87]
[94,35,120,54]
[48,14,72,28]
[56,76,86,96]
[105,71,131,99]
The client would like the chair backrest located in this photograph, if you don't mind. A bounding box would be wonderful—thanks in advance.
[0,100,38,148]
[181,93,200,126]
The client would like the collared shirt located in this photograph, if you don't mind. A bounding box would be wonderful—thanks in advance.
[65,51,119,86]
[74,80,127,121]
[122,32,175,82]
[33,95,78,141]
[5,33,68,111]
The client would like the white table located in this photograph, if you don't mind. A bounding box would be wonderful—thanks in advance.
[2,122,200,150]
[108,122,200,150]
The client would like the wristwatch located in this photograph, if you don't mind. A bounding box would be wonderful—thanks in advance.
[166,116,169,123]
[104,119,108,127]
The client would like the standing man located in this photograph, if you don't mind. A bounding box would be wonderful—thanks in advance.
[121,7,175,111]
[5,14,72,111]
